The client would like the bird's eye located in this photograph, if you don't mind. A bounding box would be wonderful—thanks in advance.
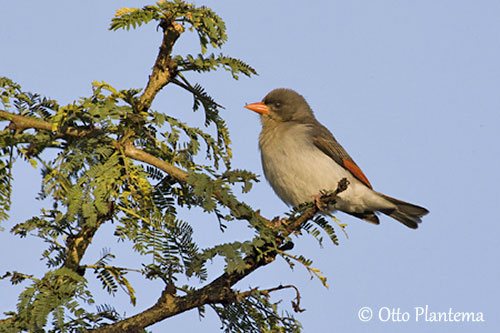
[274,102,281,108]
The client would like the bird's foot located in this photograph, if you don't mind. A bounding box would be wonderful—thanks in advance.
[312,190,331,212]
[271,216,289,227]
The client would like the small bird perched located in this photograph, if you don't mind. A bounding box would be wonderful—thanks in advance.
[245,88,429,229]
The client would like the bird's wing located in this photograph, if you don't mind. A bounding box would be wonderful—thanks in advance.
[312,126,373,189]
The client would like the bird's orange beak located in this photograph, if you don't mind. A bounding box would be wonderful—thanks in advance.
[245,102,270,115]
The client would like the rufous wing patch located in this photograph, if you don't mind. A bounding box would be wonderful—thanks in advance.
[342,158,372,188]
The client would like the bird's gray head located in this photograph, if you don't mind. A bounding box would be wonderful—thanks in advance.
[262,88,315,122]
[245,88,316,124]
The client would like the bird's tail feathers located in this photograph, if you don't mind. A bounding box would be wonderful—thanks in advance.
[377,193,429,229]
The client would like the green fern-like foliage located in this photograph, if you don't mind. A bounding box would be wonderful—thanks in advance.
[110,1,228,53]
[175,53,258,79]
[110,0,256,173]
[0,157,11,224]
[0,1,342,332]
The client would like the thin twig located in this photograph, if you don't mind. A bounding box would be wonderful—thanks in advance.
[83,265,142,274]
[237,284,304,313]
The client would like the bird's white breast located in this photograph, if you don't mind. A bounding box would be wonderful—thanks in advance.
[259,123,391,213]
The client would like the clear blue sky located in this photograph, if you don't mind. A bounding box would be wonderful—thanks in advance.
[1,1,499,332]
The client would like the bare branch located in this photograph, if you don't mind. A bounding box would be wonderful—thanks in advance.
[237,284,304,313]
[121,141,188,182]
[137,19,184,112]
[0,110,97,137]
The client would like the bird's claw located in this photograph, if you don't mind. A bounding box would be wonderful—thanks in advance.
[312,191,330,211]
[271,216,289,227]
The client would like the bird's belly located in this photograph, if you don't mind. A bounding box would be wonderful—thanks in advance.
[261,146,386,213]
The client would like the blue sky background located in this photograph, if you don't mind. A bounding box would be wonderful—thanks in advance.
[1,1,499,332]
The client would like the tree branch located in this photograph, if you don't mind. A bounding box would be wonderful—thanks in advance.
[0,110,97,137]
[137,19,184,112]
[0,109,234,207]
[93,179,347,332]
[0,109,189,185]
[121,141,188,182]
[63,200,114,275]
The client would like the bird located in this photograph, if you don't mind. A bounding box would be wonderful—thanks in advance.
[245,88,429,229]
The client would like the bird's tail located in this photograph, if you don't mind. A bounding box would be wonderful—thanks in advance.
[377,193,429,229]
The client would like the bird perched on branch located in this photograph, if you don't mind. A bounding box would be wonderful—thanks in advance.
[245,88,428,229]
